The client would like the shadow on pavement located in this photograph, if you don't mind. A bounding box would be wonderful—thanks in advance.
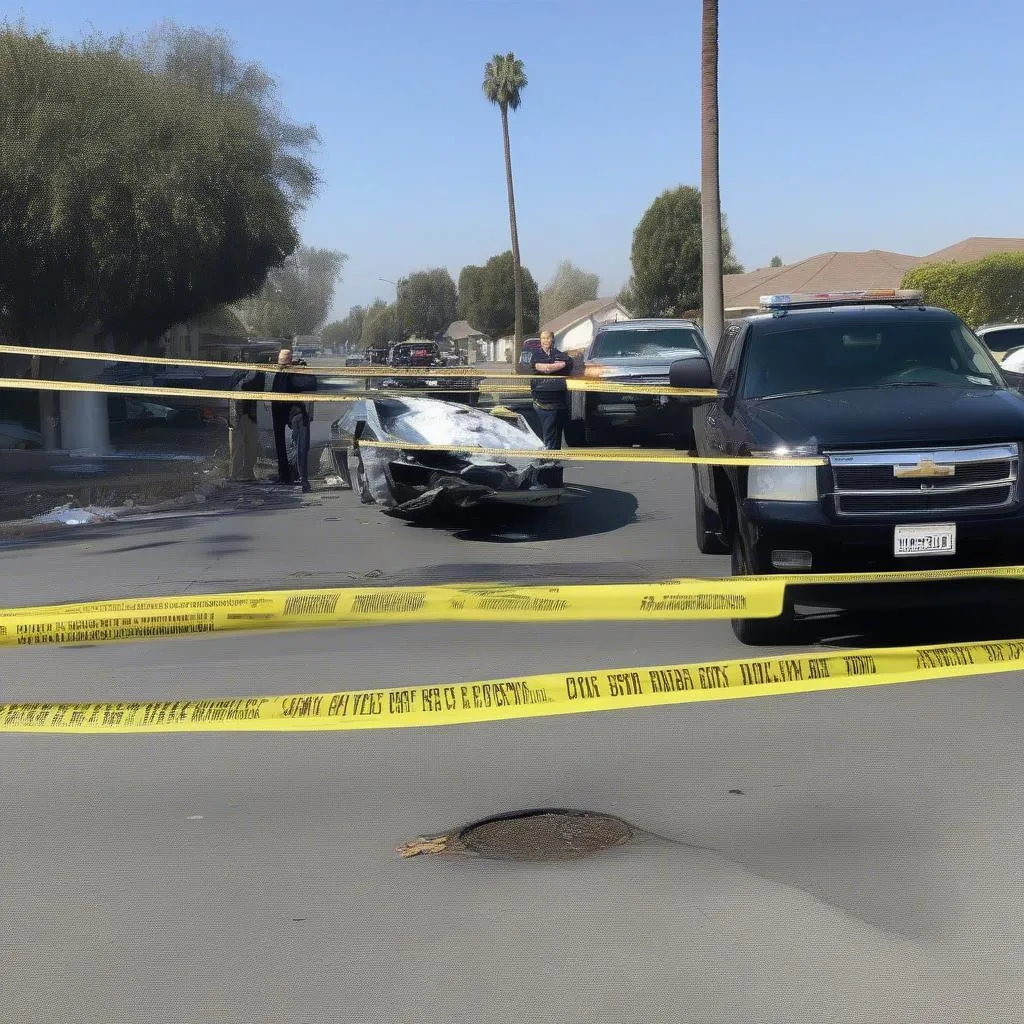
[402,484,638,544]
[797,602,1024,649]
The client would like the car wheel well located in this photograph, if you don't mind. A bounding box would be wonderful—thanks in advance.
[714,468,737,537]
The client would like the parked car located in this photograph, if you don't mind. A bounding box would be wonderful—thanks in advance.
[370,340,480,406]
[682,288,1024,644]
[324,396,569,518]
[976,321,1024,362]
[344,354,368,367]
[108,397,179,427]
[514,338,542,374]
[567,319,711,445]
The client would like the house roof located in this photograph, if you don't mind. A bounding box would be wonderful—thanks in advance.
[723,238,1024,311]
[723,250,921,309]
[541,297,626,336]
[920,237,1024,263]
[444,320,486,340]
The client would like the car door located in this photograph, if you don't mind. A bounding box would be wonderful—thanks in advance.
[694,322,745,510]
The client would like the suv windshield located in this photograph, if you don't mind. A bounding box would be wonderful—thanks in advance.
[741,318,1004,399]
[590,327,703,359]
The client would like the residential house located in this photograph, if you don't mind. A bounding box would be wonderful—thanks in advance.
[723,237,1024,316]
[444,320,489,362]
[540,297,632,353]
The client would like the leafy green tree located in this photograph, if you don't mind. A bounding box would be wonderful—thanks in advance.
[0,24,318,349]
[622,185,742,318]
[458,251,539,340]
[237,245,347,338]
[134,23,319,213]
[457,265,486,329]
[360,300,400,350]
[902,254,1024,328]
[540,261,600,325]
[323,306,365,351]
[397,268,458,339]
[482,52,528,359]
[769,255,783,268]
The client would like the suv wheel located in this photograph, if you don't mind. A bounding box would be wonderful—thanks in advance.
[584,421,615,447]
[694,471,729,555]
[729,536,799,646]
[564,419,585,447]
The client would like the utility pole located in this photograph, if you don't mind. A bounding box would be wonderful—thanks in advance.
[700,0,725,349]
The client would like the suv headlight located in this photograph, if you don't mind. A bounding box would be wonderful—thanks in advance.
[748,464,818,502]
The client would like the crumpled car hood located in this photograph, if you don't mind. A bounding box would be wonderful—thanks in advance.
[338,397,568,517]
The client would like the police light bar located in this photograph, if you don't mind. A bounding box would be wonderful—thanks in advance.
[760,289,924,309]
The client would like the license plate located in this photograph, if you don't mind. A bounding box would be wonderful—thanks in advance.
[894,523,956,557]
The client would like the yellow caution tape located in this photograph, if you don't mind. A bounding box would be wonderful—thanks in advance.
[358,438,826,466]
[1,567,1023,651]
[0,580,785,649]
[0,344,720,394]
[0,377,501,403]
[3,635,1020,733]
[0,375,716,400]
[0,342,512,378]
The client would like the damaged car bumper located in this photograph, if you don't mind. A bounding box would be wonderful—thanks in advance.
[325,397,572,517]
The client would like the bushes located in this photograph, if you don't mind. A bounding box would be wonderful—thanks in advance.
[902,253,1024,328]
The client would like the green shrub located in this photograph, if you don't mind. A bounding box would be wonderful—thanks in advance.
[902,252,1024,328]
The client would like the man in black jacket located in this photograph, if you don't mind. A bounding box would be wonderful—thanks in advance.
[271,347,318,491]
[529,330,574,450]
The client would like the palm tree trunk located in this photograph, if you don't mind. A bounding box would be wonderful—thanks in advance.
[700,0,725,349]
[501,103,525,362]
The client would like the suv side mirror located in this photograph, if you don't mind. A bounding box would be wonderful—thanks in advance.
[669,355,713,391]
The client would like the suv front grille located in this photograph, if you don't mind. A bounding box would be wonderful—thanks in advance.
[828,444,1019,516]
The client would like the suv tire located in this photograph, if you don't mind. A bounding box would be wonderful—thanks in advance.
[694,471,730,555]
[729,536,799,646]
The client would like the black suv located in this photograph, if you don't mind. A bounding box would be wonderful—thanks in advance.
[671,290,1024,643]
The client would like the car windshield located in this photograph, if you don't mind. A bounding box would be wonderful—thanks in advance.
[740,318,1005,399]
[589,327,703,359]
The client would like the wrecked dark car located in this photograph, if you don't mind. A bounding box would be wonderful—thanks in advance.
[325,397,570,518]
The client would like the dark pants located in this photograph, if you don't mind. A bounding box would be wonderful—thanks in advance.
[273,406,311,483]
[534,404,566,450]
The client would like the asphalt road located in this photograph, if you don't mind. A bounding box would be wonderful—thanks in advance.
[2,461,1023,1023]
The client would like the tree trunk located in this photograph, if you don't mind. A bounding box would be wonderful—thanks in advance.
[501,104,525,363]
[700,0,725,350]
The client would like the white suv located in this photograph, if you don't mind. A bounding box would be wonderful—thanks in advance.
[976,321,1024,365]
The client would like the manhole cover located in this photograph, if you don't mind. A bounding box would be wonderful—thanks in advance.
[398,808,633,862]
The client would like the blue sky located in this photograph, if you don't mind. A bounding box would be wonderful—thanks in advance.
[13,0,1024,321]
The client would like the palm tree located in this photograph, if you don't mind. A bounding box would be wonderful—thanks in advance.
[700,0,725,348]
[483,52,528,361]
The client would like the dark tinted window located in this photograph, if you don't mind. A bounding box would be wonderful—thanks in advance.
[712,322,743,385]
[741,317,1003,399]
[589,327,703,359]
[981,327,1024,351]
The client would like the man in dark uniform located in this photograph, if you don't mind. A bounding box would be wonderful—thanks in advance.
[271,347,318,491]
[528,329,574,450]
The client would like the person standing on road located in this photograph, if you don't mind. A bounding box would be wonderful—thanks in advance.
[529,329,574,450]
[227,361,267,482]
[271,347,318,491]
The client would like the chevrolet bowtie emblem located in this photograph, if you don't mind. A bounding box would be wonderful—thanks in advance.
[893,458,956,479]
